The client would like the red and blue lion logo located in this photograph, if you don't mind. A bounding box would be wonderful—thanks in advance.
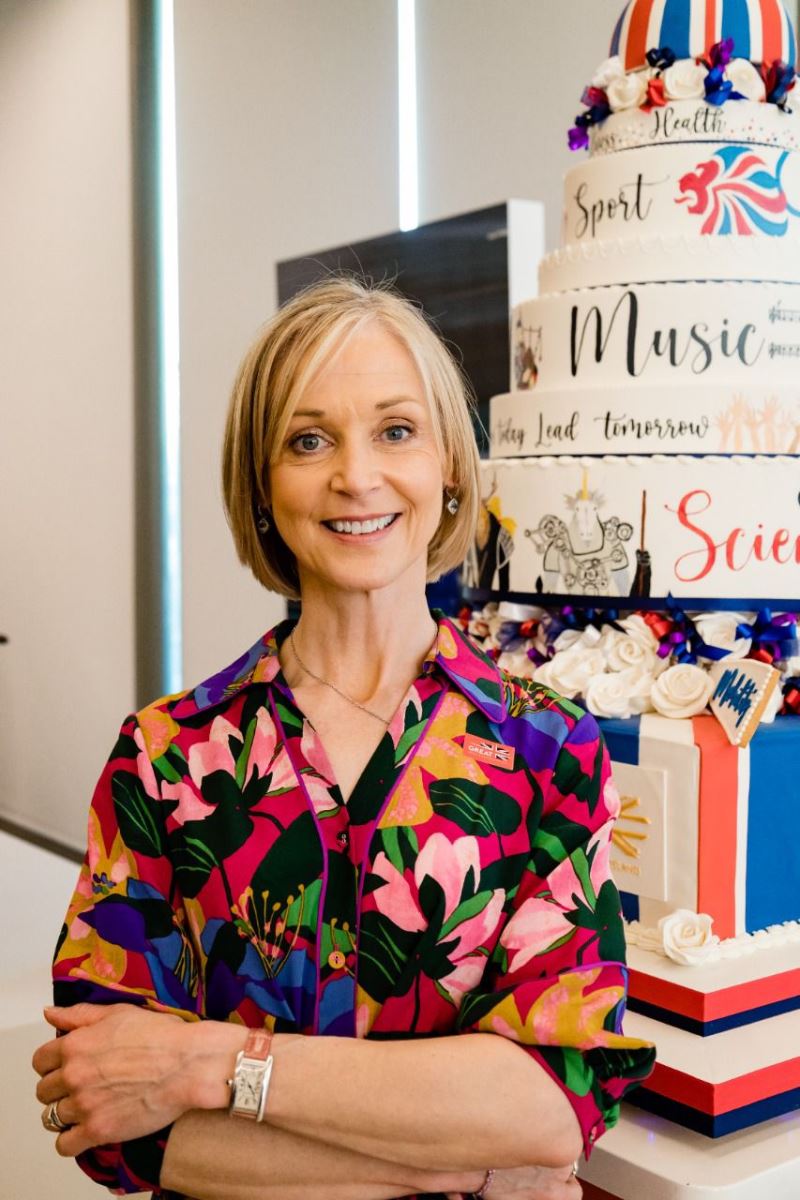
[677,146,799,235]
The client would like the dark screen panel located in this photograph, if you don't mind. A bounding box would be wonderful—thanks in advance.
[277,203,518,455]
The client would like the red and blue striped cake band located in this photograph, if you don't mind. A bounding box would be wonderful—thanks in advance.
[610,0,797,70]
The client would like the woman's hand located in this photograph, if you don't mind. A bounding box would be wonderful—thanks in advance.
[32,1002,222,1157]
[444,1162,581,1200]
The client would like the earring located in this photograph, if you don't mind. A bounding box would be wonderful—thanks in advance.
[256,506,271,533]
[445,491,459,516]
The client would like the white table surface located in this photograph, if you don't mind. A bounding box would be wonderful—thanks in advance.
[580,1103,800,1199]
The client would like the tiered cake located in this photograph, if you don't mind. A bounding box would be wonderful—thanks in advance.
[466,0,800,1136]
[468,0,800,605]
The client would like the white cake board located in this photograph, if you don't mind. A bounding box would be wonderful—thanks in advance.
[579,1104,800,1199]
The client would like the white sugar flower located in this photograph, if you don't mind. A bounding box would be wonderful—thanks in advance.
[585,672,636,719]
[533,647,605,700]
[618,664,657,714]
[651,663,714,718]
[592,55,626,90]
[663,58,707,100]
[605,634,659,674]
[692,611,753,661]
[659,910,720,965]
[618,613,660,650]
[497,647,536,679]
[606,70,649,111]
[726,58,766,102]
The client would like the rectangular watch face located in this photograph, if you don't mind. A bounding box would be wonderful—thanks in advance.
[233,1063,265,1116]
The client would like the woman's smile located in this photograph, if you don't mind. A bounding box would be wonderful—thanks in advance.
[321,512,400,540]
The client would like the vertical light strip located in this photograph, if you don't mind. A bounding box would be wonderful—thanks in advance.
[157,0,183,690]
[397,0,419,231]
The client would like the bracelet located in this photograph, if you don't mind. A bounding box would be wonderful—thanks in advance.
[474,1168,495,1197]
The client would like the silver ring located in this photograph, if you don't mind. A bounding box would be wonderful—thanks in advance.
[41,1100,71,1133]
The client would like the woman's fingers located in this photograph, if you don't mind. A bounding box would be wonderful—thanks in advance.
[34,1003,123,1075]
[31,1035,62,1078]
[35,1067,68,1104]
[43,1003,119,1031]
[34,1003,196,1156]
[54,1121,99,1160]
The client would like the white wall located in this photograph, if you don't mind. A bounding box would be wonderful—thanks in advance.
[416,0,627,247]
[174,0,400,687]
[0,0,135,850]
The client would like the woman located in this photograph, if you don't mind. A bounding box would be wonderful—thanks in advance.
[32,277,654,1200]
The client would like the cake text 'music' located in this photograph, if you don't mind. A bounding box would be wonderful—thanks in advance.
[570,290,763,378]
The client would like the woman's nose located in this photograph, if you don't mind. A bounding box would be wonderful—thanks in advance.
[330,439,382,495]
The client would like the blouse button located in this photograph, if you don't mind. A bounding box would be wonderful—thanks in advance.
[328,950,347,970]
[337,830,349,847]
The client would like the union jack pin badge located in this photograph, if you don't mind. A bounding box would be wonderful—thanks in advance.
[463,733,516,771]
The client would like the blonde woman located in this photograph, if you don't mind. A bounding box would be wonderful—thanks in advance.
[33,278,654,1200]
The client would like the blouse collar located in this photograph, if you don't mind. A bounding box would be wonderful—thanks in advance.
[169,611,507,724]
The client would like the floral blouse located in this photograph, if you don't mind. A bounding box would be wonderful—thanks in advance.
[53,611,655,1197]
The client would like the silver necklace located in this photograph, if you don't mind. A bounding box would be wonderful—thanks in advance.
[288,629,392,726]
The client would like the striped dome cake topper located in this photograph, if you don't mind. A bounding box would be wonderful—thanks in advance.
[610,0,797,70]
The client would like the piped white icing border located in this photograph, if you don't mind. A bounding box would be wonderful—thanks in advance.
[625,916,800,964]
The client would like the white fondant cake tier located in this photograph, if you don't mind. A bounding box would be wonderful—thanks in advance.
[589,99,800,157]
[541,233,800,291]
[469,456,800,601]
[539,143,800,290]
[560,142,800,253]
[510,284,800,395]
[490,384,800,456]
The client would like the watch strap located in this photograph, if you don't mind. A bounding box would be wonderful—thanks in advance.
[243,1029,273,1062]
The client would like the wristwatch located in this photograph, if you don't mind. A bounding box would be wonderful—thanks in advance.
[227,1029,274,1121]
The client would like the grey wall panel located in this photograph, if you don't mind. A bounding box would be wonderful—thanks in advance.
[0,0,136,850]
[173,0,400,689]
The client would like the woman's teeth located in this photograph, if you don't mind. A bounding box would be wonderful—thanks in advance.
[326,514,398,535]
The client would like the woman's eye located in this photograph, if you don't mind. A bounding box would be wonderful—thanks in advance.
[291,433,325,454]
[383,424,413,442]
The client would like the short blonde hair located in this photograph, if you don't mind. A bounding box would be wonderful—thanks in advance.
[221,276,481,599]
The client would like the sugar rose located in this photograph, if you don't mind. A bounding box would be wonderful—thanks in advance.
[618,664,657,715]
[592,54,625,89]
[533,647,605,700]
[552,628,585,654]
[606,70,649,111]
[618,613,659,650]
[497,647,536,679]
[605,632,659,674]
[693,611,753,661]
[663,59,707,100]
[584,673,636,719]
[726,58,766,102]
[651,663,714,718]
[659,910,720,965]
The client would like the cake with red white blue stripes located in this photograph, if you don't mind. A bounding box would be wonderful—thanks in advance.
[610,0,796,73]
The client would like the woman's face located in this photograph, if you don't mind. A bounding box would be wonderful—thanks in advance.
[268,320,450,601]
